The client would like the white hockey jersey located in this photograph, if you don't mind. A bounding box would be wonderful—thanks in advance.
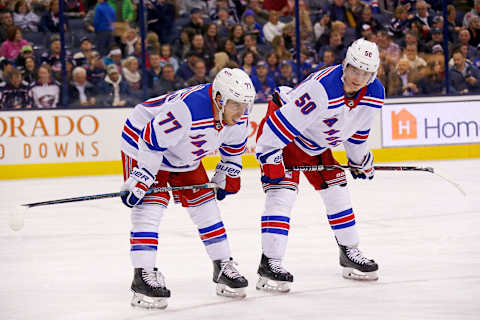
[120,83,249,174]
[256,65,385,164]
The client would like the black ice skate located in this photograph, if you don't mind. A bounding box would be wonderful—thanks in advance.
[339,244,379,281]
[256,253,293,293]
[213,258,248,298]
[130,267,171,309]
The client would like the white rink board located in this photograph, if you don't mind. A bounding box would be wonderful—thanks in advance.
[0,159,479,320]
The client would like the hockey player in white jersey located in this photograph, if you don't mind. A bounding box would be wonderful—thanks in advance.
[120,68,256,309]
[255,39,384,292]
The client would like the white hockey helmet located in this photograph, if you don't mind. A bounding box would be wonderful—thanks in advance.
[343,38,380,85]
[212,68,256,115]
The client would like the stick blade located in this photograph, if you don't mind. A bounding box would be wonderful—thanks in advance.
[9,206,27,231]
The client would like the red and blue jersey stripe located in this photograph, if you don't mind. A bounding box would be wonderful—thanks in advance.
[261,215,290,236]
[219,138,247,157]
[347,129,370,144]
[141,119,167,151]
[130,232,158,251]
[357,96,384,109]
[266,109,301,146]
[122,119,141,149]
[198,221,227,245]
[327,208,356,230]
[186,190,216,207]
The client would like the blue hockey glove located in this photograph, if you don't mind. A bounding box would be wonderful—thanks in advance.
[121,167,156,207]
[348,151,374,180]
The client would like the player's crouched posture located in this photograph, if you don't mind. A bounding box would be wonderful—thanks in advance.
[255,39,385,292]
[119,68,256,309]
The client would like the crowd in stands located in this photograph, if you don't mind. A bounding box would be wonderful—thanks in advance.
[0,0,480,109]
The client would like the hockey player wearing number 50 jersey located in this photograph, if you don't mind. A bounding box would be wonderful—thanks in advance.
[119,68,256,309]
[255,39,385,292]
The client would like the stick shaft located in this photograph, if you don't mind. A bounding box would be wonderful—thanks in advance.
[22,183,218,208]
[289,165,434,173]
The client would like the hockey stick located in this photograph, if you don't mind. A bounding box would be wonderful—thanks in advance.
[288,165,466,196]
[9,183,218,231]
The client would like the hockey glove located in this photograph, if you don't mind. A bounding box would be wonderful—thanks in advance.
[258,149,285,184]
[211,161,242,200]
[348,151,374,180]
[121,167,156,207]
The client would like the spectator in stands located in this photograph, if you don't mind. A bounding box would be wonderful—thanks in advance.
[183,7,206,35]
[77,37,94,59]
[426,28,452,54]
[209,51,230,78]
[355,5,382,38]
[39,0,68,33]
[215,6,235,39]
[87,51,107,85]
[251,60,275,102]
[377,30,400,66]
[41,34,69,79]
[450,49,480,93]
[463,0,480,28]
[13,0,40,33]
[298,49,313,80]
[466,16,480,47]
[73,52,87,68]
[15,44,34,71]
[68,67,97,106]
[265,51,280,80]
[177,51,199,81]
[122,56,143,100]
[104,46,123,70]
[275,60,298,87]
[94,0,115,57]
[0,26,29,60]
[147,51,162,94]
[230,24,245,52]
[240,50,257,76]
[263,10,285,43]
[474,44,480,68]
[271,35,292,62]
[186,59,210,86]
[221,38,239,64]
[417,56,454,95]
[387,58,420,97]
[345,0,365,25]
[238,33,268,61]
[0,58,13,82]
[159,43,179,72]
[319,48,336,68]
[173,27,194,60]
[318,31,346,65]
[0,9,14,43]
[401,30,428,54]
[108,0,134,25]
[446,5,460,37]
[459,28,478,60]
[389,5,410,41]
[30,64,60,108]
[121,28,139,56]
[411,0,434,31]
[204,23,221,56]
[64,0,86,18]
[157,63,184,94]
[263,0,290,16]
[22,56,37,85]
[0,68,31,109]
[313,13,331,44]
[402,43,427,70]
[99,63,131,106]
[188,33,212,69]
[245,0,269,26]
[146,0,175,44]
[242,9,263,43]
[146,32,161,55]
[327,0,349,26]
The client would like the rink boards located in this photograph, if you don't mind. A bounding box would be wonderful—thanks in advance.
[1,96,479,179]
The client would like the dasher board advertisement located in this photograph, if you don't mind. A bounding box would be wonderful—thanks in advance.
[382,101,480,147]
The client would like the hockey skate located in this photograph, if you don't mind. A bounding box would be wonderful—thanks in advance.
[256,254,293,293]
[339,244,378,281]
[213,258,248,298]
[130,268,171,309]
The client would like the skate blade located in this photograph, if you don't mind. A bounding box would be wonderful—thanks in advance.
[131,292,168,309]
[342,267,378,281]
[216,283,246,298]
[256,276,291,293]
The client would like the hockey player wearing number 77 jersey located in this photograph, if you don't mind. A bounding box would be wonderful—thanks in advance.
[255,39,385,292]
[119,68,256,309]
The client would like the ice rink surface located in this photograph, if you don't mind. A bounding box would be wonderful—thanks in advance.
[1,159,479,320]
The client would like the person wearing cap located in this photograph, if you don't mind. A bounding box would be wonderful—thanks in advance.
[40,34,71,78]
[0,67,32,109]
[182,7,206,35]
[275,60,298,87]
[99,63,131,106]
[242,8,264,43]
[14,44,34,71]
[426,28,452,54]
[78,36,93,57]
[251,60,276,102]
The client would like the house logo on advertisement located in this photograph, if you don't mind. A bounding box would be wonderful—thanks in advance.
[392,108,417,139]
